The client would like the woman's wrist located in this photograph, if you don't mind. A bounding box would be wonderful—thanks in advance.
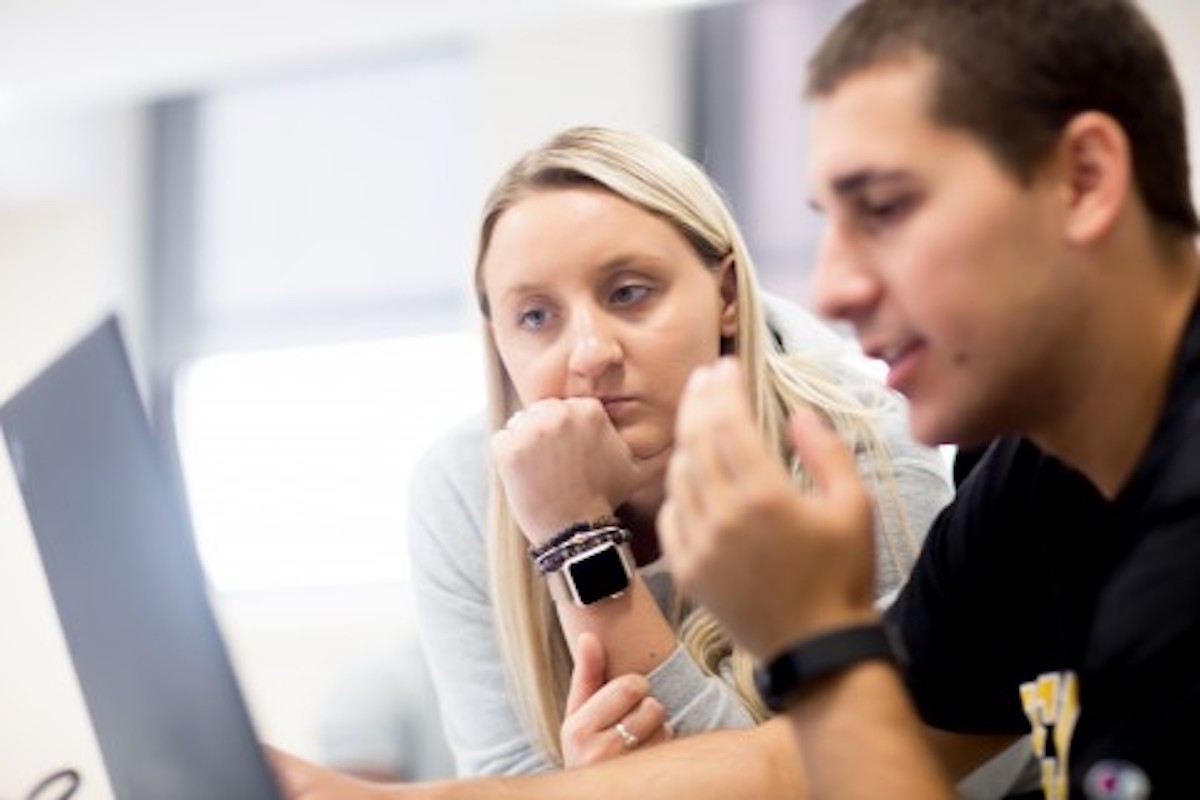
[521,502,617,546]
[529,515,622,559]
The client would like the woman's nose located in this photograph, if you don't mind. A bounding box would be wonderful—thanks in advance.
[566,317,622,385]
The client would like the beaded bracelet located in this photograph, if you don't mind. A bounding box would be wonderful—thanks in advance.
[532,525,632,575]
[528,515,621,560]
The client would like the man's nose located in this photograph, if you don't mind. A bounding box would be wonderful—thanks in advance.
[811,224,881,324]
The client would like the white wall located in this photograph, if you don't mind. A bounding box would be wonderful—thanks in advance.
[0,109,148,399]
[472,9,689,193]
[1142,0,1200,211]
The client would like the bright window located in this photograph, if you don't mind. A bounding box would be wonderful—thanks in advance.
[174,331,484,592]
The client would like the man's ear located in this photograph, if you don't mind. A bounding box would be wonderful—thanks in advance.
[1056,111,1132,245]
[717,255,739,338]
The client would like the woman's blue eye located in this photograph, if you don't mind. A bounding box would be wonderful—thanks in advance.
[611,284,650,306]
[517,307,550,330]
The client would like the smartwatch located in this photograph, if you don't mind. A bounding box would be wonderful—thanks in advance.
[754,622,905,712]
[546,540,634,606]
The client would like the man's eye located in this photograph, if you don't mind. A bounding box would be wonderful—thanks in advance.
[611,284,650,306]
[860,194,914,227]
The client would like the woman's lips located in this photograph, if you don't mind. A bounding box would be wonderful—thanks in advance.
[600,397,637,423]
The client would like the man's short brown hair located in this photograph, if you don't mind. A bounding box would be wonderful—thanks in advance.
[808,0,1199,239]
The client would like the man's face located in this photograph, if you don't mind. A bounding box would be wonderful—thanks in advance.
[808,57,1079,447]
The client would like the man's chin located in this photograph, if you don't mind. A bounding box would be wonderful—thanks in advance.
[910,405,999,450]
[906,400,953,447]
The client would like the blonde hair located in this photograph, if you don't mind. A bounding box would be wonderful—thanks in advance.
[473,126,913,764]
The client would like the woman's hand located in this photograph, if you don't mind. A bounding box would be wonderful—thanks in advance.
[491,397,641,545]
[560,633,673,767]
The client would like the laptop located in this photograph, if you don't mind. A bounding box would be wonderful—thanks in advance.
[0,315,283,799]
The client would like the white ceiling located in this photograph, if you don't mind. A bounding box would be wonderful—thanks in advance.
[0,0,721,120]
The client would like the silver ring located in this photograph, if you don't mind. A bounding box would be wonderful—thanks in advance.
[613,721,639,749]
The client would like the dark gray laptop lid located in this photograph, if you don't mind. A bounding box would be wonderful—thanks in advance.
[0,316,281,799]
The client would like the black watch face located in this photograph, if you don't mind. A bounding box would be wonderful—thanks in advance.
[567,544,630,604]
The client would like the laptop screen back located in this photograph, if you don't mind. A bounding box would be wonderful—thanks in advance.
[0,317,281,799]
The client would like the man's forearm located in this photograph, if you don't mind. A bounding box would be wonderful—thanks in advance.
[416,720,805,800]
[789,661,953,800]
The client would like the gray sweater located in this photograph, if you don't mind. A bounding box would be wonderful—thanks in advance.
[406,295,954,777]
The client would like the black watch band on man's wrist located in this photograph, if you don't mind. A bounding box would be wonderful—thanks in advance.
[754,622,906,713]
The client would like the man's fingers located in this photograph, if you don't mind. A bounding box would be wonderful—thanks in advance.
[676,358,757,482]
[678,359,749,435]
[787,407,866,506]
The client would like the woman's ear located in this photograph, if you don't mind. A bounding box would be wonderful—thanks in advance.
[718,255,739,338]
[1056,111,1132,246]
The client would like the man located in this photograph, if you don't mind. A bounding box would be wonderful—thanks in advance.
[665,0,1200,798]
[270,0,1199,797]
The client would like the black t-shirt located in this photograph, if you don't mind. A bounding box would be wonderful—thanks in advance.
[888,303,1200,798]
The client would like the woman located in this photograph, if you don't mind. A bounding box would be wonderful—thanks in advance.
[405,125,953,776]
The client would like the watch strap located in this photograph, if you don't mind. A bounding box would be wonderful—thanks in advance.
[755,622,904,712]
[533,525,631,575]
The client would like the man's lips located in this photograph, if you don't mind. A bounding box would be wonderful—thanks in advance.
[865,339,925,394]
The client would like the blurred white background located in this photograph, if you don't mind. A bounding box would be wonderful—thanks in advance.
[2,0,1198,796]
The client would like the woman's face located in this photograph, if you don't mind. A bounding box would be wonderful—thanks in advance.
[481,186,737,469]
